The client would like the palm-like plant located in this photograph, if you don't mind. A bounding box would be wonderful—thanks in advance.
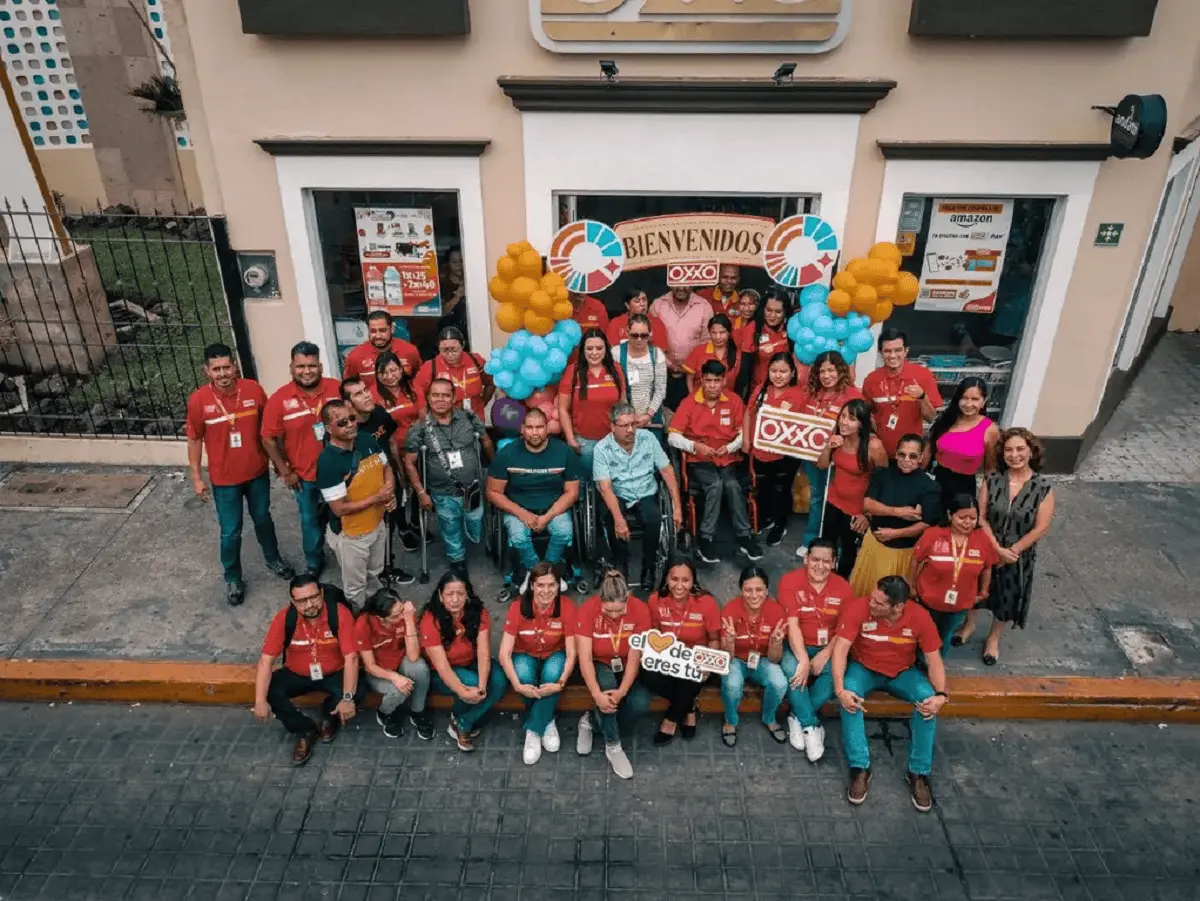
[129,74,185,122]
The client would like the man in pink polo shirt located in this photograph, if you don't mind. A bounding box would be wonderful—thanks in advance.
[649,285,712,411]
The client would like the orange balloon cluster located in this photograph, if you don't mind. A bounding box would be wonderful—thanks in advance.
[489,241,572,336]
[826,242,920,326]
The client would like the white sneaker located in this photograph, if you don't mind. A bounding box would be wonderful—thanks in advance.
[576,712,593,756]
[605,741,633,779]
[523,730,542,765]
[542,720,561,753]
[787,714,806,752]
[519,572,530,594]
[803,725,826,762]
[795,545,808,560]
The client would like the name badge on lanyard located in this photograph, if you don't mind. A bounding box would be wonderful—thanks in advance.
[309,662,323,681]
[816,628,829,646]
[312,422,326,442]
[446,450,464,470]
[229,431,243,449]
[886,413,899,431]
[746,651,761,670]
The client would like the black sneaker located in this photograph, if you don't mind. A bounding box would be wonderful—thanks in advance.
[389,568,416,586]
[410,711,435,741]
[397,530,420,553]
[765,526,787,548]
[265,558,296,581]
[377,709,403,739]
[225,581,246,607]
[697,538,721,564]
[738,535,765,561]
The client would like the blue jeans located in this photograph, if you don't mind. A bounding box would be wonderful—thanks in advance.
[781,646,835,729]
[510,651,567,735]
[720,657,788,728]
[504,511,573,570]
[925,607,967,655]
[292,479,325,573]
[212,472,282,584]
[801,461,828,548]
[590,663,653,744]
[575,437,599,481]
[840,661,937,775]
[431,492,484,564]
[430,664,509,732]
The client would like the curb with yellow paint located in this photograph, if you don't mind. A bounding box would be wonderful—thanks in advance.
[2,660,1198,723]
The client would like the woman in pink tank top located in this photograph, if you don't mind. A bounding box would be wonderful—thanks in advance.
[927,377,1001,507]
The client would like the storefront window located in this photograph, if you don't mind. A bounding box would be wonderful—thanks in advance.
[890,195,1054,419]
[311,189,467,371]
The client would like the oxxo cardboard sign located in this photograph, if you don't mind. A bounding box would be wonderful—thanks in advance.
[629,630,732,682]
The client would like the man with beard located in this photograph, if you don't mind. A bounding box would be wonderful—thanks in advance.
[698,264,742,317]
[342,310,421,384]
[262,342,343,577]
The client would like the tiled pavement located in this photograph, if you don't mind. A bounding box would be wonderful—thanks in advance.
[0,703,1196,901]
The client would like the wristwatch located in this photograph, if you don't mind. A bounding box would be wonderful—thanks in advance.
[341,691,355,703]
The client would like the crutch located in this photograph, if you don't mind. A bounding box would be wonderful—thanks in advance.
[418,446,430,584]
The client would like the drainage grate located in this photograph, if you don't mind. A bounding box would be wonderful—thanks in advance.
[0,472,151,509]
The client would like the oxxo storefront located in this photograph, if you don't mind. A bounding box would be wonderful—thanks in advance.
[167,0,1200,472]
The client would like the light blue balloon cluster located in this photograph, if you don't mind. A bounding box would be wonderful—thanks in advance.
[483,318,583,401]
[788,284,876,366]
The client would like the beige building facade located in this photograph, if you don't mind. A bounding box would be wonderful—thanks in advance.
[167,0,1200,471]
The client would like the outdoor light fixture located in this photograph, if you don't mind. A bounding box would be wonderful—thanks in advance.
[599,60,619,83]
[772,62,797,85]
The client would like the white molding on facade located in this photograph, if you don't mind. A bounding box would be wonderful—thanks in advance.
[273,154,492,374]
[873,158,1102,429]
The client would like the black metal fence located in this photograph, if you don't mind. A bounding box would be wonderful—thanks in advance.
[0,200,251,439]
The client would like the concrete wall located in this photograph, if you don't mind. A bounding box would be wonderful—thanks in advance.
[35,147,203,212]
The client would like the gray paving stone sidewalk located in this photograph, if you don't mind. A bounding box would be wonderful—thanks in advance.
[0,703,1196,900]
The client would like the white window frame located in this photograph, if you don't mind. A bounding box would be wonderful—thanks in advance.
[272,154,492,374]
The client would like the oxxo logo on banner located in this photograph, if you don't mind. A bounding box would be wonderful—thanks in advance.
[666,259,719,287]
[629,630,732,682]
[752,406,834,462]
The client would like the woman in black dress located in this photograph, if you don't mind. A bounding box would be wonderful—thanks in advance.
[953,427,1055,665]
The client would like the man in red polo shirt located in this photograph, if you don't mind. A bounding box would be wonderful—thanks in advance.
[570,290,610,332]
[262,341,344,577]
[186,342,294,606]
[254,574,361,766]
[697,264,742,316]
[830,574,947,812]
[342,310,422,385]
[667,359,761,564]
[863,328,942,458]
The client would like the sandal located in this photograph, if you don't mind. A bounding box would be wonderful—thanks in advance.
[721,727,737,748]
[654,720,678,746]
[766,723,788,744]
[681,707,698,740]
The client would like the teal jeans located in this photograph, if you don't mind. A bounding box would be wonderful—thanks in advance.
[510,651,567,736]
[781,646,835,729]
[430,665,508,732]
[589,664,653,744]
[924,607,967,655]
[839,660,937,775]
[720,658,787,728]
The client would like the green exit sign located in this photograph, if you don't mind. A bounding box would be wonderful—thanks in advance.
[1095,223,1124,246]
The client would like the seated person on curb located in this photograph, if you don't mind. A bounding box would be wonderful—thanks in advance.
[593,402,682,590]
[486,408,581,594]
[667,359,762,564]
[419,570,508,752]
[575,570,653,780]
[831,574,948,813]
[777,538,855,762]
[356,587,433,740]
[498,561,578,766]
[316,400,396,610]
[718,565,790,748]
[254,574,361,766]
[405,377,495,581]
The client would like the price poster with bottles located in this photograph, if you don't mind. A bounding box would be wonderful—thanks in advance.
[915,199,1014,314]
[353,207,442,316]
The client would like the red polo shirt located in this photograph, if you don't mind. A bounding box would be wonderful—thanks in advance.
[354,612,413,672]
[412,352,489,419]
[669,389,746,467]
[576,595,651,666]
[776,570,855,648]
[185,379,269,487]
[696,286,740,317]
[797,385,863,423]
[836,596,941,678]
[740,324,791,389]
[863,363,943,457]
[370,384,420,449]
[647,592,720,647]
[503,597,577,660]
[261,378,343,482]
[913,526,998,613]
[722,597,786,660]
[747,383,811,463]
[681,342,741,392]
[419,609,490,668]
[262,603,357,678]
[607,313,669,352]
[558,363,625,440]
[342,338,421,384]
[572,296,611,332]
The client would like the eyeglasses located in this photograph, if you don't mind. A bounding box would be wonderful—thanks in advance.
[896,452,921,460]
[332,417,354,428]
[628,332,650,339]
[293,593,322,604]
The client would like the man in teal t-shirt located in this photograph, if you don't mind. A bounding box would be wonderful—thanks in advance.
[485,408,580,590]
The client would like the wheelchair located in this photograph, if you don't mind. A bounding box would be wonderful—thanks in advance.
[483,483,591,602]
[669,445,760,561]
[589,475,676,594]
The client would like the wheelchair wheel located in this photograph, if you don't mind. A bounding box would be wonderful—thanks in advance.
[483,503,504,567]
[580,482,599,561]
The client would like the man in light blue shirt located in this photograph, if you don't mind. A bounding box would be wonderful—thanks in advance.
[593,403,683,591]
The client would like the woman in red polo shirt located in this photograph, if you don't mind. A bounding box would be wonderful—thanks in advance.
[718,566,790,748]
[574,570,652,779]
[558,328,626,478]
[738,287,792,395]
[356,587,433,740]
[412,327,493,418]
[607,288,668,351]
[732,289,759,334]
[498,562,577,766]
[372,351,420,450]
[818,399,888,580]
[684,313,741,394]
[419,571,508,752]
[744,351,809,548]
[639,558,720,745]
[912,493,998,652]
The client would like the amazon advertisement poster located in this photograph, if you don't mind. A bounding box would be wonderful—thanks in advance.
[915,200,1013,314]
[354,207,442,317]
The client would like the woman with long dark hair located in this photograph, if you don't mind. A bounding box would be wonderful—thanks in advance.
[607,288,668,351]
[498,561,577,765]
[737,286,792,396]
[419,570,507,751]
[357,587,432,740]
[719,565,790,747]
[373,351,420,448]
[558,327,626,478]
[684,313,741,394]
[641,557,721,744]
[927,376,1000,507]
[817,398,887,578]
[743,351,808,546]
[412,327,493,418]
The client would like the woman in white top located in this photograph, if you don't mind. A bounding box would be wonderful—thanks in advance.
[612,313,668,440]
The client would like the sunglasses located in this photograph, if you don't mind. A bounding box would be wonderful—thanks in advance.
[628,332,650,339]
[896,452,921,460]
[332,417,354,428]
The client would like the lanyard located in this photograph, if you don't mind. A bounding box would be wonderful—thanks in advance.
[296,386,325,421]
[880,371,908,406]
[296,618,321,662]
[603,616,625,656]
[210,385,241,424]
[949,533,970,584]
